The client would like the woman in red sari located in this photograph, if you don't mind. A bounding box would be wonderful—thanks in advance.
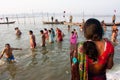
[56,28,63,42]
[82,18,114,80]
[71,18,114,80]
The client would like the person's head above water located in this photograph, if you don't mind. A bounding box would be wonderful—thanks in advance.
[15,27,18,30]
[5,43,10,49]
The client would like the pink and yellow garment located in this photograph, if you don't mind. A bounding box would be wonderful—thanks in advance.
[77,42,88,80]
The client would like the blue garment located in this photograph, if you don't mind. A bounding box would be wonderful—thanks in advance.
[51,33,54,42]
[51,29,55,38]
[6,55,15,62]
[49,33,54,43]
[72,57,77,64]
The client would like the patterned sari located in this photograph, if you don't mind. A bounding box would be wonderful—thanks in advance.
[77,42,88,80]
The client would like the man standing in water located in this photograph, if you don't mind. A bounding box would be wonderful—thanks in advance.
[29,30,36,49]
[6,17,8,23]
[112,14,116,23]
[51,16,54,22]
[40,30,46,47]
[111,24,119,43]
[0,44,22,63]
[69,15,73,23]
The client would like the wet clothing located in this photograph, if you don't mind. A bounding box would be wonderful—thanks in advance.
[77,42,88,80]
[6,55,15,62]
[51,29,55,38]
[30,42,36,48]
[49,33,54,43]
[70,34,77,44]
[44,31,49,40]
[71,40,114,80]
[57,29,63,42]
[87,40,114,80]
[71,42,88,80]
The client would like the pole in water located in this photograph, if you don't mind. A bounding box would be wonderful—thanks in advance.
[41,12,44,21]
[24,13,26,25]
[2,14,5,22]
[83,10,84,20]
[32,10,35,25]
[47,12,49,21]
[16,14,19,24]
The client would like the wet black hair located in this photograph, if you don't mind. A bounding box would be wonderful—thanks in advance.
[48,30,51,33]
[40,30,43,34]
[15,27,18,30]
[44,28,47,31]
[73,29,76,31]
[29,30,33,34]
[83,41,98,62]
[83,18,104,41]
[71,31,74,34]
[5,43,10,47]
[83,18,104,61]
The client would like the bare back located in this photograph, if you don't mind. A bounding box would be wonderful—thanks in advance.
[88,39,114,75]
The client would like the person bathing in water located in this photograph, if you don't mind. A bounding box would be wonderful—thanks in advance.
[29,30,36,49]
[0,43,22,63]
[40,30,46,47]
[15,27,22,36]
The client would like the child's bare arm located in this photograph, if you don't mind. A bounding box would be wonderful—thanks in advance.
[12,48,22,50]
[0,49,6,59]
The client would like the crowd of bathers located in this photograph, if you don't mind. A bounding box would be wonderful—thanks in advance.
[28,27,65,49]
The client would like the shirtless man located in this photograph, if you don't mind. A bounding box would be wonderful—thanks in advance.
[112,24,117,31]
[0,44,22,63]
[112,14,116,23]
[29,30,36,49]
[15,27,22,36]
[111,29,119,43]
[40,30,46,47]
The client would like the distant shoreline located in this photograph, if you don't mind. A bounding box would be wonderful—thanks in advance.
[0,12,120,18]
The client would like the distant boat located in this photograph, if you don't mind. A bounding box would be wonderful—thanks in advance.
[64,22,120,26]
[0,21,15,24]
[63,22,82,26]
[43,21,65,24]
[105,22,120,26]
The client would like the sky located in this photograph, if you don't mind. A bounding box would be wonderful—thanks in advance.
[0,0,120,15]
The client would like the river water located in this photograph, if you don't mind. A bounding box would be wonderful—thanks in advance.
[0,15,120,80]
